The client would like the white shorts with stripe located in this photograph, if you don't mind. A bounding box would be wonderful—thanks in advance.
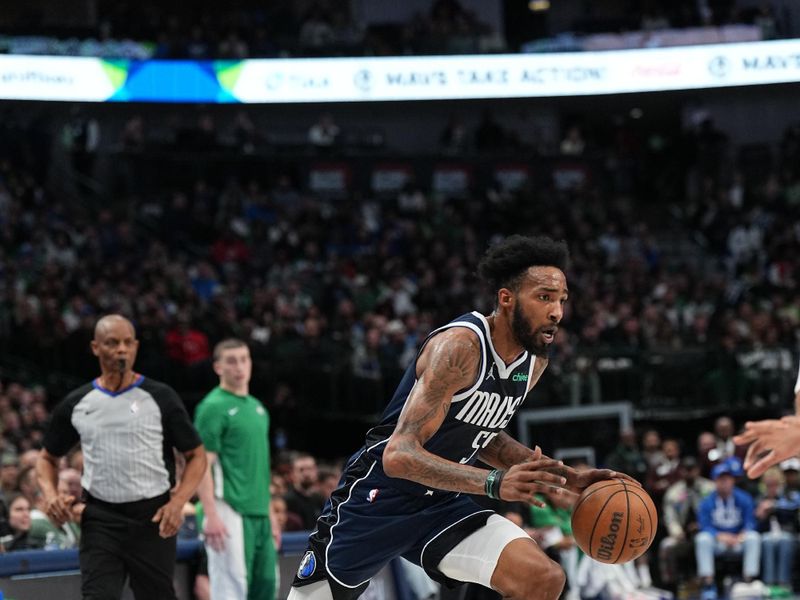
[206,499,248,600]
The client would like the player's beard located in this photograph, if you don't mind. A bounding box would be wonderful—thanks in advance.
[511,302,550,358]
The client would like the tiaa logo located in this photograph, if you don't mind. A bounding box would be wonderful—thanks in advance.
[297,550,316,579]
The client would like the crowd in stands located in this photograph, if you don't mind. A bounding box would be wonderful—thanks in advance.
[2,0,792,59]
[565,0,782,37]
[1,105,799,418]
[2,0,501,58]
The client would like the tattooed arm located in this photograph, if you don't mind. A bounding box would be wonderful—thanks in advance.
[382,329,566,499]
[478,431,537,469]
[382,328,488,494]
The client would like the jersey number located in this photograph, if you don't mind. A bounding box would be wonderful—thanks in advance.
[458,431,498,464]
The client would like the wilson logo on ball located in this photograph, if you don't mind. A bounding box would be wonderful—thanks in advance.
[596,511,623,561]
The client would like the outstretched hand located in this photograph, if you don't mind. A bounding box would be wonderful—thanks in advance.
[734,415,800,478]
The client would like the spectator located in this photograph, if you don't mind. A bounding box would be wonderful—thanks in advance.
[351,326,383,382]
[780,458,800,494]
[120,115,145,152]
[270,495,288,550]
[18,450,40,471]
[210,229,250,266]
[299,8,334,49]
[755,466,798,594]
[16,465,39,507]
[3,413,25,450]
[218,32,249,59]
[560,126,585,156]
[604,428,648,483]
[1,493,34,551]
[189,262,220,302]
[659,456,714,588]
[695,457,760,600]
[317,466,341,503]
[576,551,665,600]
[0,453,19,503]
[308,114,340,150]
[641,429,665,470]
[283,452,325,531]
[440,114,469,154]
[232,111,260,155]
[62,106,100,191]
[698,431,720,478]
[713,416,747,462]
[646,438,682,503]
[29,468,82,549]
[165,313,212,368]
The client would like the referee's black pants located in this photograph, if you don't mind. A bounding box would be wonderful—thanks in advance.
[80,492,177,600]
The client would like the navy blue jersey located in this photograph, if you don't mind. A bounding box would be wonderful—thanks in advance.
[364,311,535,492]
[292,311,539,597]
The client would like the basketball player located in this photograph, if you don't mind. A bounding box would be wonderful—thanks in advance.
[288,235,634,600]
[194,339,276,600]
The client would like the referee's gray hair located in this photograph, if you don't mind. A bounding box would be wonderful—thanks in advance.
[212,338,249,362]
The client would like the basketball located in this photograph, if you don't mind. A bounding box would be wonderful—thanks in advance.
[571,479,657,564]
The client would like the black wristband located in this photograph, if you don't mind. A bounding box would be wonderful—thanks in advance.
[486,469,505,500]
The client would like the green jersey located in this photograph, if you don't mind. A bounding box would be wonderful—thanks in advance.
[195,386,271,516]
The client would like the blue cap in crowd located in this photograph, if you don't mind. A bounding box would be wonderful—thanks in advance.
[711,456,744,480]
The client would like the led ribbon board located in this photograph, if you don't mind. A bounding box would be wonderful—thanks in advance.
[1,39,798,103]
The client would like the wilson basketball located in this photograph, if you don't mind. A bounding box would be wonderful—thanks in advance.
[571,479,657,564]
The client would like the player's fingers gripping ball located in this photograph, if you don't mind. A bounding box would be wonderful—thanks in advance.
[571,479,657,563]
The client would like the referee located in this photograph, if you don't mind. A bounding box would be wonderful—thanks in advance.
[35,314,207,599]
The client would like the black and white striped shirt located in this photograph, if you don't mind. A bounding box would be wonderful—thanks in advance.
[43,376,201,503]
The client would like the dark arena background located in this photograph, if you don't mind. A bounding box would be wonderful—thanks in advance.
[1,0,800,598]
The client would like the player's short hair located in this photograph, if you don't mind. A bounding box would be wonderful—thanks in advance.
[477,235,569,294]
[212,338,249,362]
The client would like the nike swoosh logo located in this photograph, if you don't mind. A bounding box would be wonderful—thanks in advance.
[228,408,239,416]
